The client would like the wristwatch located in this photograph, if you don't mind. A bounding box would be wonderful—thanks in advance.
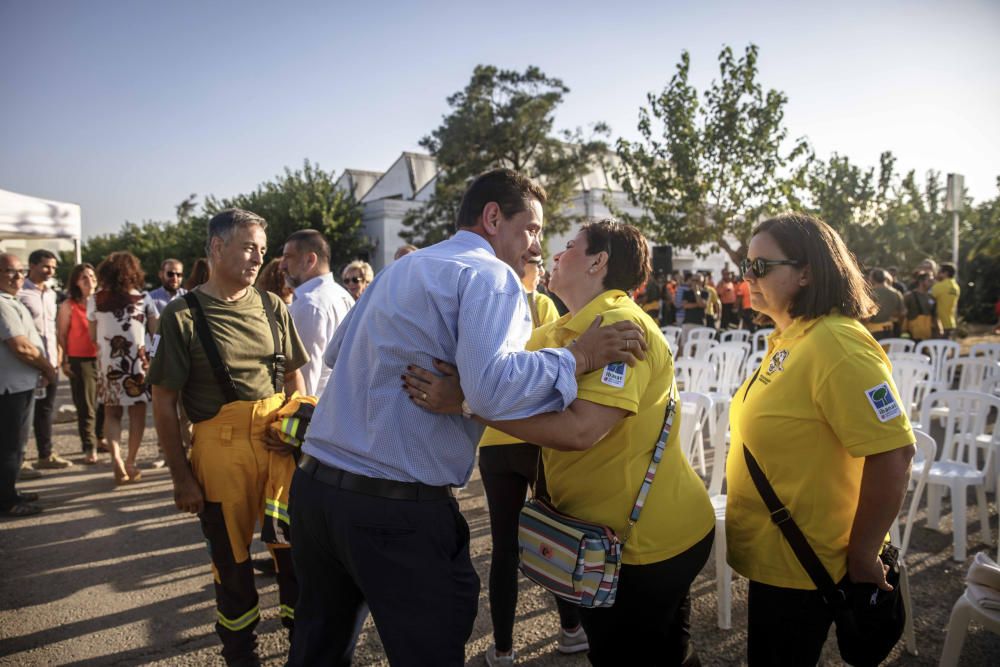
[461,399,473,419]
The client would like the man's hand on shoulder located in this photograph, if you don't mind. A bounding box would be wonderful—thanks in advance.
[570,315,647,376]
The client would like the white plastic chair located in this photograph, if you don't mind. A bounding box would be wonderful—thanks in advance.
[892,430,936,655]
[705,400,733,630]
[685,326,718,343]
[891,356,932,420]
[674,358,715,394]
[969,342,1000,363]
[939,586,1000,666]
[707,343,750,399]
[682,338,718,361]
[920,391,998,561]
[982,376,1000,399]
[880,337,916,356]
[678,391,713,477]
[947,357,1000,393]
[660,326,682,357]
[718,329,750,345]
[751,327,774,352]
[889,351,935,367]
[915,339,961,385]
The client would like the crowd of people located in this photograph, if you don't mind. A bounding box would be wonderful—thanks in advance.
[627,257,963,346]
[3,166,975,665]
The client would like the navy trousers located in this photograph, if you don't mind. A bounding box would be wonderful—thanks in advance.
[288,467,479,666]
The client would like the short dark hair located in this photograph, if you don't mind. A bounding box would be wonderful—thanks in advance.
[752,213,877,321]
[28,249,57,265]
[160,258,182,271]
[581,218,651,293]
[870,268,887,284]
[67,263,95,303]
[206,208,267,254]
[285,229,331,266]
[939,262,956,278]
[456,169,547,230]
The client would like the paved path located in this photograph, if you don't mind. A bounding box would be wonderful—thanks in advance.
[1,384,999,665]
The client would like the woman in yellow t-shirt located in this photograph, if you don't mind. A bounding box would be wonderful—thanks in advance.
[476,259,585,664]
[406,220,714,665]
[727,213,915,666]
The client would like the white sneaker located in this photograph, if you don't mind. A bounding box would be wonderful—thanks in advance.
[557,625,589,654]
[484,644,516,666]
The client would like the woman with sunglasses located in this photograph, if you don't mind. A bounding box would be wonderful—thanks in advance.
[341,260,373,301]
[726,213,915,665]
[405,219,714,666]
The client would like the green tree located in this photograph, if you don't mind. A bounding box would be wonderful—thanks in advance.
[402,65,609,246]
[203,160,368,269]
[614,45,810,263]
[76,160,367,285]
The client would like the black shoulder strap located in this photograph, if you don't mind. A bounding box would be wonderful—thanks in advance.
[182,292,239,404]
[254,287,286,393]
[742,444,843,605]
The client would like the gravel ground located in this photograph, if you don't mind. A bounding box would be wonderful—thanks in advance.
[1,381,999,666]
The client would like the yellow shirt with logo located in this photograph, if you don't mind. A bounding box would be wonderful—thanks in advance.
[725,314,914,589]
[930,278,960,330]
[513,290,714,565]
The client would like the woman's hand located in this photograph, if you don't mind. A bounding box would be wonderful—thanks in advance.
[847,551,893,591]
[403,359,464,415]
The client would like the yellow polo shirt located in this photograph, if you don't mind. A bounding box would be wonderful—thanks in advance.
[726,314,914,589]
[930,278,960,330]
[517,290,713,564]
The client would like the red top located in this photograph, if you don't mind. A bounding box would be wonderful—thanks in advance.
[66,300,98,358]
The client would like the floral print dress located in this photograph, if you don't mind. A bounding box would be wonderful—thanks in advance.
[87,290,156,406]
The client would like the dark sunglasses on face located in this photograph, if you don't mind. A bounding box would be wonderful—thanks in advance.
[344,276,366,285]
[739,257,802,279]
[165,271,183,278]
[2,268,28,278]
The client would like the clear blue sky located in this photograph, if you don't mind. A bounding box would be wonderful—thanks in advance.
[2,0,998,239]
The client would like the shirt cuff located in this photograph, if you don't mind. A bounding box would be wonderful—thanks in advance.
[542,346,578,410]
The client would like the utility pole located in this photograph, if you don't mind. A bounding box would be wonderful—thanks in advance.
[944,173,964,269]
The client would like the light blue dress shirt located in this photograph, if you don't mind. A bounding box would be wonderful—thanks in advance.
[303,230,578,486]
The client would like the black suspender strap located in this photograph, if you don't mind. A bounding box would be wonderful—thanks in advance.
[254,287,286,394]
[742,444,844,606]
[182,292,240,404]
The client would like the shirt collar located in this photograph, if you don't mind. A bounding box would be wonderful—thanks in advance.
[0,291,16,301]
[773,315,824,342]
[452,230,497,257]
[556,290,632,335]
[23,278,46,292]
[293,273,333,300]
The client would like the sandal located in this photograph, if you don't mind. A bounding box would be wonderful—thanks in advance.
[125,464,142,483]
[2,502,42,517]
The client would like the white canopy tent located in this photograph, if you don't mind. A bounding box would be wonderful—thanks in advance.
[0,188,82,263]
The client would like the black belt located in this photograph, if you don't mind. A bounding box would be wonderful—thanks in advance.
[298,455,453,501]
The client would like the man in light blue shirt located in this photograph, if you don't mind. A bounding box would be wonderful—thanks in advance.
[148,258,187,316]
[289,169,646,666]
[280,229,353,396]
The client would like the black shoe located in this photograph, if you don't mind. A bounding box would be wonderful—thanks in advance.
[252,557,276,576]
[17,491,40,502]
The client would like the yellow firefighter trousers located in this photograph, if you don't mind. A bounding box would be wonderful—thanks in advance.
[190,393,296,663]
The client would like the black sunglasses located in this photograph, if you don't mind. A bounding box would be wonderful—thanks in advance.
[165,271,183,278]
[740,257,802,279]
[344,276,366,285]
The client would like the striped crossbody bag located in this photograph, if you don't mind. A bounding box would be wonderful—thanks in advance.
[517,395,677,608]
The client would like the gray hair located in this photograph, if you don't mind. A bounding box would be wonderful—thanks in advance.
[206,208,267,254]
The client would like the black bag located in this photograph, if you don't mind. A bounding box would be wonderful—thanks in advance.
[743,445,905,666]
